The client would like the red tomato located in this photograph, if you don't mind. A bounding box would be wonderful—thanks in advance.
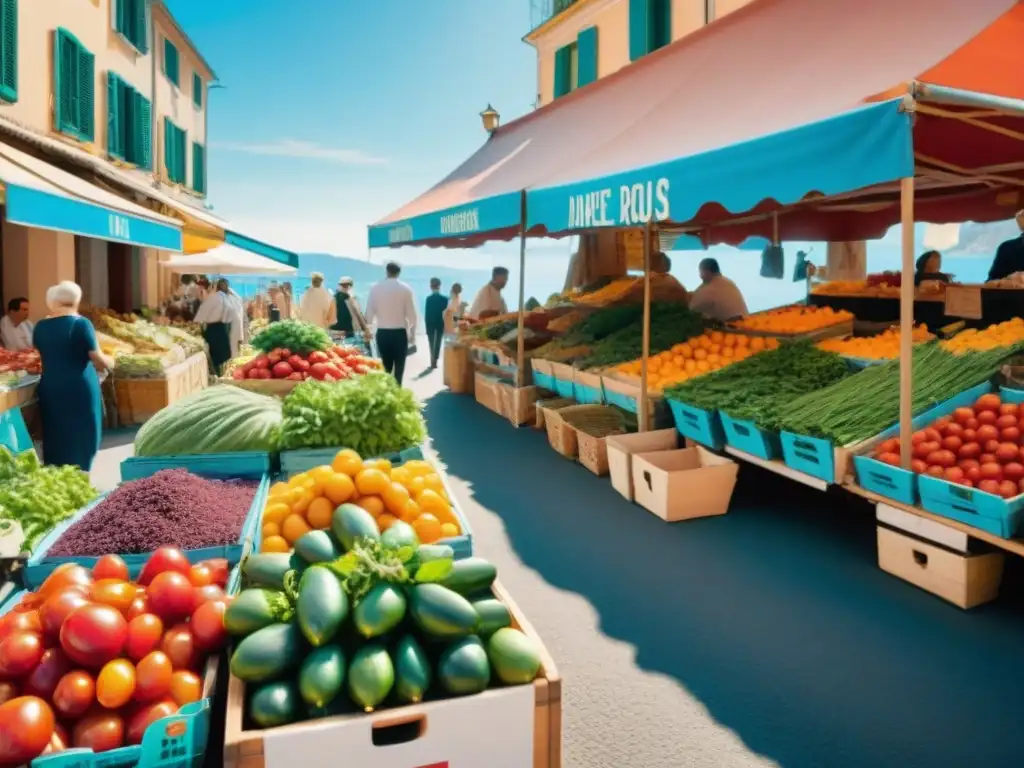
[0,608,43,643]
[975,394,1002,412]
[0,696,56,765]
[980,453,998,465]
[926,465,945,478]
[953,407,974,424]
[978,478,1002,495]
[90,579,136,616]
[169,670,202,706]
[60,604,128,668]
[23,648,72,699]
[923,428,941,443]
[190,600,228,652]
[125,699,177,745]
[0,632,45,677]
[72,712,124,753]
[138,547,191,586]
[959,459,981,471]
[958,442,981,460]
[96,659,136,709]
[980,463,1004,481]
[37,564,92,601]
[187,564,214,587]
[977,411,999,426]
[134,651,173,702]
[92,555,129,582]
[201,559,229,587]
[1002,427,1021,444]
[52,671,94,717]
[965,466,983,483]
[944,466,965,484]
[965,417,980,431]
[944,423,964,439]
[192,584,226,611]
[147,572,195,623]
[933,416,952,432]
[877,438,900,456]
[977,424,1000,443]
[125,614,164,662]
[962,428,977,442]
[126,594,151,620]
[910,459,928,474]
[983,439,1002,456]
[996,414,1018,430]
[0,681,18,705]
[39,588,90,640]
[1000,403,1019,417]
[941,436,963,453]
[913,441,940,459]
[911,430,926,444]
[160,625,197,671]
[1003,463,1024,483]
[926,450,956,469]
[999,480,1020,499]
[997,443,1020,463]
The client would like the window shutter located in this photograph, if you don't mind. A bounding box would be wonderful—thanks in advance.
[0,0,17,103]
[192,142,204,193]
[164,38,178,86]
[54,30,74,134]
[107,72,122,157]
[163,116,172,180]
[136,92,151,169]
[193,73,202,108]
[133,0,148,54]
[576,27,598,88]
[178,128,187,184]
[77,45,95,140]
[553,45,571,99]
[653,0,671,50]
[628,0,651,61]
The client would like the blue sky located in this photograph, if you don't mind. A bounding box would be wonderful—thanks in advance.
[164,0,537,264]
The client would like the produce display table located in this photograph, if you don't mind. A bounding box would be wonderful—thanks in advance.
[0,377,38,453]
[810,288,1024,329]
[113,352,209,425]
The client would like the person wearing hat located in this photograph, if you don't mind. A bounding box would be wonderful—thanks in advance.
[332,276,369,338]
[298,272,334,328]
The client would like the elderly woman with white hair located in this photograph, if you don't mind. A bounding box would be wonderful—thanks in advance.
[32,281,114,471]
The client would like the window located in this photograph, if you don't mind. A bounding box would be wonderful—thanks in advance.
[0,0,17,103]
[107,73,151,169]
[629,0,672,61]
[163,117,187,184]
[192,72,202,108]
[163,38,179,86]
[576,26,598,89]
[191,142,205,194]
[114,0,147,54]
[54,29,95,142]
[553,42,577,99]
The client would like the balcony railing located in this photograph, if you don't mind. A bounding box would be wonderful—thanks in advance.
[529,0,580,32]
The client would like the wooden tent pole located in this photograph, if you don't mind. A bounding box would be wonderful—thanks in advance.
[639,222,652,433]
[516,195,527,388]
[898,176,915,469]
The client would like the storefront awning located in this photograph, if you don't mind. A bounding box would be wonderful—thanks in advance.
[0,141,182,251]
[160,245,297,275]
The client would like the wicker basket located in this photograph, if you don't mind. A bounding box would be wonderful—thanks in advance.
[545,411,578,459]
[498,384,537,427]
[576,429,623,476]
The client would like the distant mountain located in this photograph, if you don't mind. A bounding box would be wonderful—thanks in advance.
[297,252,489,286]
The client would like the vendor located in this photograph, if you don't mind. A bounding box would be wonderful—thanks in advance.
[332,277,370,338]
[1,297,33,350]
[914,250,951,286]
[988,210,1024,281]
[468,267,509,321]
[194,280,234,374]
[689,258,749,321]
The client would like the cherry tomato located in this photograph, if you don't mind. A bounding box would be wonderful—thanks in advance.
[138,547,190,586]
[125,699,177,745]
[52,670,95,718]
[38,564,92,601]
[39,587,91,640]
[0,632,45,677]
[24,648,72,699]
[160,624,197,671]
[96,659,136,709]
[134,651,173,702]
[0,696,55,764]
[187,563,214,587]
[72,712,124,753]
[169,670,202,706]
[92,554,130,582]
[124,614,164,662]
[189,600,228,652]
[60,604,128,668]
[0,681,18,705]
[0,608,43,643]
[200,558,229,587]
[146,572,195,622]
[192,584,226,611]
[126,593,152,620]
[90,579,137,616]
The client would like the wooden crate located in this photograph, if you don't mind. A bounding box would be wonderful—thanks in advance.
[113,352,209,425]
[220,378,301,398]
[444,344,473,393]
[475,373,502,415]
[224,580,561,768]
[576,430,622,476]
[499,384,538,427]
[0,380,37,414]
[545,411,578,459]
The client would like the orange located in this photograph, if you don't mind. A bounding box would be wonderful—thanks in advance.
[281,514,312,544]
[262,535,289,553]
[262,502,291,527]
[412,513,442,543]
[262,521,281,538]
[390,467,412,488]
[290,489,314,516]
[331,448,363,476]
[268,481,290,498]
[398,498,421,523]
[382,482,411,515]
[355,468,390,496]
[323,473,356,505]
[306,497,335,529]
[356,495,385,518]
[377,513,398,531]
[439,522,460,539]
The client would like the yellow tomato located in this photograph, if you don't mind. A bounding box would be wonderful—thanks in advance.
[382,482,412,515]
[262,535,289,553]
[323,473,356,505]
[331,449,363,476]
[355,468,391,496]
[356,496,385,518]
[262,502,291,527]
[306,497,334,530]
[412,514,442,544]
[281,515,311,544]
[440,522,460,538]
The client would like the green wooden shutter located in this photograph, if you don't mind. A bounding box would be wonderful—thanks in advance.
[135,92,151,169]
[192,142,205,193]
[163,116,173,179]
[193,73,202,108]
[629,0,651,61]
[178,128,187,184]
[77,44,95,140]
[0,0,17,103]
[164,38,178,86]
[553,45,572,99]
[107,72,123,157]
[576,27,598,88]
[653,0,671,50]
[133,0,148,54]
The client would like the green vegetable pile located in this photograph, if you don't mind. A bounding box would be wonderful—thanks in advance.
[276,372,426,456]
[251,319,332,355]
[228,504,542,726]
[468,320,518,341]
[576,303,706,369]
[665,342,852,428]
[0,447,98,552]
[774,342,1023,444]
[113,354,167,379]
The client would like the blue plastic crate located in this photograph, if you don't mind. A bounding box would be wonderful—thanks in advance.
[533,371,556,392]
[553,376,575,399]
[667,398,725,450]
[23,475,270,590]
[780,431,836,483]
[574,382,604,405]
[1001,386,1024,405]
[853,455,918,505]
[120,452,273,482]
[918,474,1024,538]
[720,412,780,460]
[603,386,637,413]
[280,445,425,478]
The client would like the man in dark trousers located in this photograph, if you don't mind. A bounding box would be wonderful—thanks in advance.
[424,277,447,370]
[365,262,417,386]
[988,210,1024,282]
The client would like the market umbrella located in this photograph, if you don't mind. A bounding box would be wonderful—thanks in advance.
[159,245,297,275]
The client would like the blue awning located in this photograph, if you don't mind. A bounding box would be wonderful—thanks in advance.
[224,231,298,268]
[526,99,914,236]
[0,142,182,251]
[367,192,522,249]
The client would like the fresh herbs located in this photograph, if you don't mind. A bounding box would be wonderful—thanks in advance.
[251,319,332,355]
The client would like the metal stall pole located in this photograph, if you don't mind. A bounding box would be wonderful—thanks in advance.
[898,175,916,469]
[515,193,528,389]
[638,221,653,433]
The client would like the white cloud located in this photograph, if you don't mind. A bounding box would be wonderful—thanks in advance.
[212,139,387,165]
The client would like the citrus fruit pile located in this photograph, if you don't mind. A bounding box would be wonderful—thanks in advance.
[942,318,1024,354]
[730,305,853,334]
[259,450,461,553]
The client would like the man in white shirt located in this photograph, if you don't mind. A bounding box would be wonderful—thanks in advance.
[469,266,509,320]
[298,272,334,328]
[365,262,417,386]
[689,258,749,322]
[1,297,34,350]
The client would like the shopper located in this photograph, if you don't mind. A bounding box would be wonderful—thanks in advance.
[332,277,370,340]
[218,279,246,359]
[689,258,749,322]
[32,281,112,471]
[194,280,234,375]
[988,209,1024,281]
[1,297,33,350]
[469,266,509,320]
[445,282,464,334]
[298,272,334,328]
[365,262,417,386]
[425,277,447,369]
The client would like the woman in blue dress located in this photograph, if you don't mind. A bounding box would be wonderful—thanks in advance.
[32,281,114,471]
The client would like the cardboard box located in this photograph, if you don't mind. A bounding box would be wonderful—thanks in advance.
[605,430,678,501]
[631,447,738,522]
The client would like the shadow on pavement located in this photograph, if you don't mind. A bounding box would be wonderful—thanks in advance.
[424,390,1024,768]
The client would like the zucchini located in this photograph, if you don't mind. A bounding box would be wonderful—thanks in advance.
[353,583,406,638]
[297,566,348,646]
[347,645,394,712]
[230,623,302,682]
[487,628,542,685]
[439,557,497,596]
[409,584,479,639]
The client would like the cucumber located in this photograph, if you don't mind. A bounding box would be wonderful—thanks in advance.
[347,644,394,712]
[295,530,342,565]
[381,520,419,550]
[230,623,302,682]
[438,636,490,696]
[242,553,293,589]
[409,584,479,639]
[487,628,542,685]
[223,588,294,636]
[298,645,345,708]
[332,504,381,551]
[471,598,511,638]
[394,635,431,704]
[249,680,301,728]
[416,543,455,564]
[297,566,348,646]
[439,557,497,596]
[353,583,406,638]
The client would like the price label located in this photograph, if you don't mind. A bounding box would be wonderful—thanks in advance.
[944,285,983,320]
